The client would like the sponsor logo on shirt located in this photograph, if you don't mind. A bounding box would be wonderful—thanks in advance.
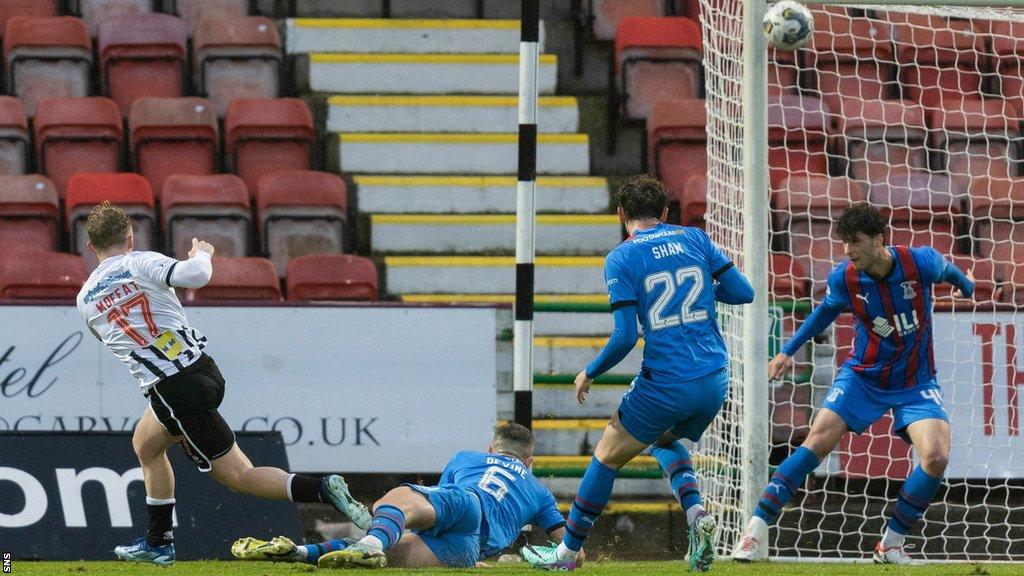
[871,310,920,338]
[82,270,132,303]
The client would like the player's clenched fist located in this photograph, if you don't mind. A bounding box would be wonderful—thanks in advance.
[767,352,793,380]
[188,237,215,258]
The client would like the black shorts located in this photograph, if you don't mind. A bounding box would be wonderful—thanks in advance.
[146,354,235,472]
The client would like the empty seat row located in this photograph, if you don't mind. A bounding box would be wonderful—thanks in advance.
[2,13,279,116]
[649,95,1024,202]
[0,251,378,301]
[0,171,347,275]
[22,0,251,37]
[0,96,312,195]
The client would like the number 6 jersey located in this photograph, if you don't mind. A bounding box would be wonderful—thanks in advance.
[77,251,211,389]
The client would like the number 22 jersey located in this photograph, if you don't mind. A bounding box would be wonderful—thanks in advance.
[77,251,207,389]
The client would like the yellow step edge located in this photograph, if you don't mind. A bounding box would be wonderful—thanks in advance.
[537,455,727,468]
[353,175,607,187]
[384,256,604,267]
[532,419,608,430]
[555,502,677,515]
[339,133,587,145]
[555,501,744,516]
[400,294,608,304]
[371,214,619,225]
[311,53,558,65]
[293,18,521,30]
[536,455,658,468]
[535,337,644,348]
[328,95,577,107]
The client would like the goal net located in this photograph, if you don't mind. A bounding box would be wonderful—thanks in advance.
[700,0,1024,561]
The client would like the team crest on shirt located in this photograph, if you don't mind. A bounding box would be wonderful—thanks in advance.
[901,281,917,300]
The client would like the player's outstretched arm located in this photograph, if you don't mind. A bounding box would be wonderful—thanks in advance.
[940,261,975,299]
[576,305,639,402]
[714,265,754,304]
[169,238,215,289]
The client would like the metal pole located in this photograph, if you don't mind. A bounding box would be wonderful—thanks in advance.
[740,0,770,524]
[514,0,540,429]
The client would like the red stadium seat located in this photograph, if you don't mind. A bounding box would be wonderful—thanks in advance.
[225,98,315,194]
[130,97,219,196]
[0,251,87,300]
[286,254,378,301]
[99,13,188,116]
[169,0,248,35]
[65,172,155,269]
[770,252,808,300]
[0,97,28,176]
[0,1,59,37]
[928,98,1023,193]
[257,170,348,276]
[0,175,60,253]
[868,171,963,256]
[194,16,282,117]
[887,13,984,108]
[769,46,799,96]
[584,0,665,41]
[773,175,866,298]
[161,174,251,259]
[771,382,811,445]
[768,94,831,188]
[70,0,155,36]
[647,98,706,200]
[3,17,92,117]
[184,256,281,301]
[968,177,1024,302]
[614,17,702,121]
[804,9,896,116]
[989,21,1024,124]
[931,255,1003,309]
[34,97,123,197]
[679,175,706,228]
[832,99,928,186]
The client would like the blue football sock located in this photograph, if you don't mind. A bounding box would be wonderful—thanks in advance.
[888,465,941,535]
[753,446,820,525]
[303,539,348,564]
[652,442,702,512]
[367,505,406,550]
[564,456,617,552]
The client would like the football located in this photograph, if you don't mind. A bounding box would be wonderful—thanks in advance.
[762,1,814,51]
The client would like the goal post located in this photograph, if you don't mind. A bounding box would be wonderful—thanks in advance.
[701,0,1024,561]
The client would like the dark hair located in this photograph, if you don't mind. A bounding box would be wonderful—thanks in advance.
[617,174,668,221]
[85,201,132,251]
[835,202,886,243]
[492,422,534,460]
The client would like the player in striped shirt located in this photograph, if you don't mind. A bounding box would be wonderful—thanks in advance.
[76,203,370,566]
[732,203,974,565]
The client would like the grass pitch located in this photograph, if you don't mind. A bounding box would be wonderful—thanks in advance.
[7,561,1020,576]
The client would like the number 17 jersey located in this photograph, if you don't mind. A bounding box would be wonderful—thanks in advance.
[77,251,207,389]
[604,222,733,382]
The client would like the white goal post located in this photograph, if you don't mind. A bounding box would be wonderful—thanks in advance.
[700,0,1024,561]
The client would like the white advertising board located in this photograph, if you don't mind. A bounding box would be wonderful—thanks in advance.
[0,305,505,473]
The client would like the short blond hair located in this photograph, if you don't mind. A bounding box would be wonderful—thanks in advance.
[85,202,131,251]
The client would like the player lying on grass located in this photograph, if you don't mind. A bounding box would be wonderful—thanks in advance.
[519,175,754,572]
[732,203,974,565]
[76,203,370,567]
[232,423,578,569]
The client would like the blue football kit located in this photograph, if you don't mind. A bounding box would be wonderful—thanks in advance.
[405,450,564,567]
[589,222,753,444]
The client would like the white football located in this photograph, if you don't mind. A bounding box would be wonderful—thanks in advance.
[763,1,814,51]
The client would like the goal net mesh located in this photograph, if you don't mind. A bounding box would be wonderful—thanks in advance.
[699,0,1024,561]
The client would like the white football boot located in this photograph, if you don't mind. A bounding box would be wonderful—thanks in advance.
[731,516,769,562]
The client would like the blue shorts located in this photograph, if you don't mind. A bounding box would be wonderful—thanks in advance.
[823,367,949,443]
[617,367,729,444]
[405,483,482,568]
